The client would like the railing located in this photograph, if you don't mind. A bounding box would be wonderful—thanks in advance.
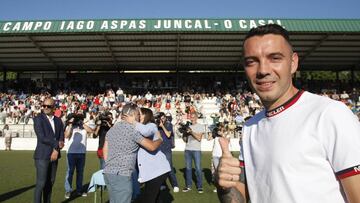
[0,123,36,138]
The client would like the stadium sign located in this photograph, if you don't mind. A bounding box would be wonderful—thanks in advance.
[1,19,359,34]
[0,19,282,33]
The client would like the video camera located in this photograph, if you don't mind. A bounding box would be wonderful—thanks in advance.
[95,111,113,127]
[66,113,85,128]
[178,121,192,141]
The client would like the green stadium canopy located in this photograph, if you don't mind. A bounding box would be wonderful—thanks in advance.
[0,19,359,72]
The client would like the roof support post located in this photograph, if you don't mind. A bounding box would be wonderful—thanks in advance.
[27,35,58,70]
[103,33,119,70]
[176,33,181,90]
[300,34,330,65]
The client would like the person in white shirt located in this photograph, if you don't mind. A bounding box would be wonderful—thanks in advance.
[217,24,360,203]
[3,124,12,151]
[63,114,94,199]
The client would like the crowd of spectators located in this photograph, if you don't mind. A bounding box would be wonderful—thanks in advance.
[0,83,359,139]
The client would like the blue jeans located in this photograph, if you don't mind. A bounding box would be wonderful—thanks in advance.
[99,158,105,170]
[104,173,132,203]
[34,159,58,203]
[184,150,202,189]
[64,153,86,193]
[164,151,179,187]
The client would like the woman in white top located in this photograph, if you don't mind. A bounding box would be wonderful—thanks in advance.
[3,124,12,151]
[136,108,170,203]
[208,123,231,192]
[63,115,94,199]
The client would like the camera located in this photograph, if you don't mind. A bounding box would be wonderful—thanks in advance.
[95,111,112,127]
[66,113,84,128]
[178,121,192,140]
[154,112,165,126]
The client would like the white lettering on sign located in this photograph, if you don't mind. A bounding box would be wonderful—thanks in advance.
[87,21,94,29]
[3,22,12,31]
[76,21,84,30]
[119,20,128,29]
[34,22,43,30]
[101,21,109,30]
[66,21,75,30]
[239,20,247,29]
[354,166,360,172]
[237,19,283,29]
[12,23,21,31]
[174,20,182,29]
[224,20,232,29]
[110,20,117,29]
[139,20,146,29]
[22,22,34,31]
[0,19,284,32]
[128,20,137,29]
[43,22,52,30]
[153,20,212,29]
[184,20,192,29]
[60,21,66,30]
[204,20,211,29]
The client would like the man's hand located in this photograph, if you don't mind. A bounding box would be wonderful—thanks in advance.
[217,137,247,203]
[218,137,242,188]
[50,149,59,161]
[59,141,64,149]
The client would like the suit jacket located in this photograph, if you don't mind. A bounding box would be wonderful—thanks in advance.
[33,113,64,160]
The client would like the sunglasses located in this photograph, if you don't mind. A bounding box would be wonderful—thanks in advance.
[42,105,54,109]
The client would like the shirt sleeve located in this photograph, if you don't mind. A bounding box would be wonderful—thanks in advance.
[320,101,360,179]
[133,130,145,144]
[135,122,157,137]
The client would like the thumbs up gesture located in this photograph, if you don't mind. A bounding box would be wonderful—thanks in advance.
[217,137,242,188]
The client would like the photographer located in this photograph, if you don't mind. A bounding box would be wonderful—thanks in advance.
[64,113,94,199]
[156,112,180,193]
[182,112,205,193]
[93,111,113,169]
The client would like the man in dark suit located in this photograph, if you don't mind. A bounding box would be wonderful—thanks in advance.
[33,98,64,203]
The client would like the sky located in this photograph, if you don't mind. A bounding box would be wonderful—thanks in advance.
[0,0,360,21]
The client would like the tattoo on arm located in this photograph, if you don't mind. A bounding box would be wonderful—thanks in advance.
[217,167,248,203]
[217,187,245,203]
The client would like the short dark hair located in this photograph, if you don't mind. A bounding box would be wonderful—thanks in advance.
[243,24,292,49]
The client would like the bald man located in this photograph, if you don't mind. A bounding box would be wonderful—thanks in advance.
[33,98,64,203]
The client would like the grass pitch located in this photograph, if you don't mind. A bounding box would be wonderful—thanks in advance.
[0,151,238,203]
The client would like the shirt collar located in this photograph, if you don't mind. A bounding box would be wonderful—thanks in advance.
[265,90,304,117]
[46,114,54,120]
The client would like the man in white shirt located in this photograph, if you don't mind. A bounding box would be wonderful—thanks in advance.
[217,24,360,203]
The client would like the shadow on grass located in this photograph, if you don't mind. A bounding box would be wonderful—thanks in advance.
[0,184,35,202]
[203,168,214,186]
[134,187,174,203]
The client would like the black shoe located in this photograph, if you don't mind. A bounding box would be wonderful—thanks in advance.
[197,188,204,193]
[182,187,191,192]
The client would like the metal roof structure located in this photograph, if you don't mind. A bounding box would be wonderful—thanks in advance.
[0,19,359,72]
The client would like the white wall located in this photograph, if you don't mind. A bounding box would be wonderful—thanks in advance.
[0,138,240,152]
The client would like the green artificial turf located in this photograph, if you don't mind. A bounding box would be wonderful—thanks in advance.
[0,151,238,203]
